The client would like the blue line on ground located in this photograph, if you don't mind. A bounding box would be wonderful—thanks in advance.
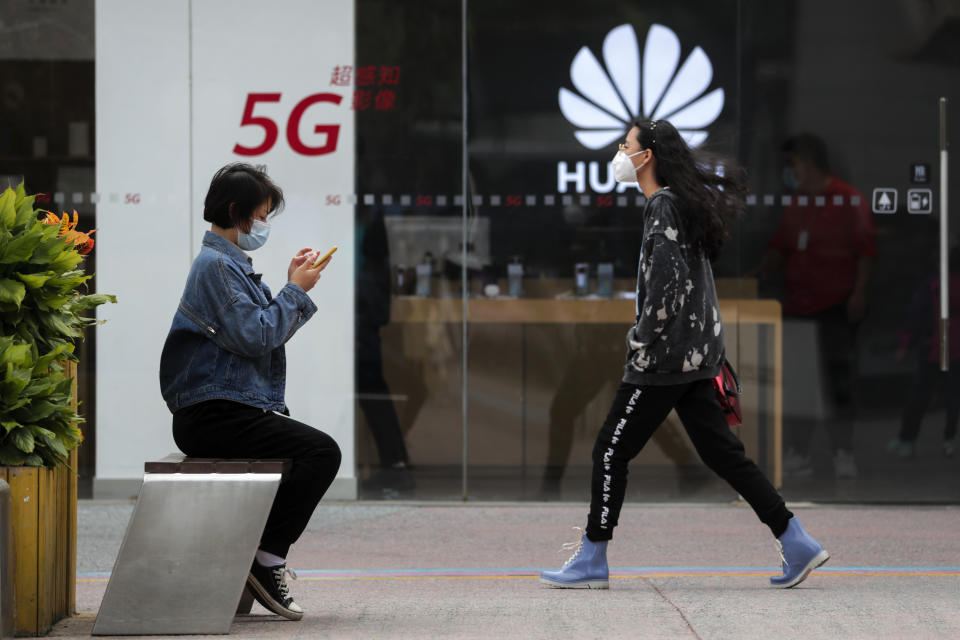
[77,566,960,579]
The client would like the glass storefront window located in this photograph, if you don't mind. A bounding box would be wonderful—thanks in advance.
[14,0,952,502]
[0,0,97,493]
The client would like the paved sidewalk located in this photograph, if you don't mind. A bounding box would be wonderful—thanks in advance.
[52,501,960,639]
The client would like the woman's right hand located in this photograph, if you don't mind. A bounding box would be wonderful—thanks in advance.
[289,251,331,292]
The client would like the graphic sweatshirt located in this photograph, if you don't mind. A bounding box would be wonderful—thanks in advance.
[622,188,725,385]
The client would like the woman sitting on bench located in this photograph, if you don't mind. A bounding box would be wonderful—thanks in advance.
[159,163,342,621]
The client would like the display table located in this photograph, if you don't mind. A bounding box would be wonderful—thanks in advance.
[387,297,782,487]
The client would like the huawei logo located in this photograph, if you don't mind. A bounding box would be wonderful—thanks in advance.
[559,23,724,150]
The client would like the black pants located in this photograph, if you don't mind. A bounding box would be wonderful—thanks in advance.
[586,380,792,542]
[172,400,342,558]
[899,358,960,442]
[544,341,695,490]
[788,304,857,455]
[357,323,409,467]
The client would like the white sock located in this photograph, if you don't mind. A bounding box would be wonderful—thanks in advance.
[256,550,286,567]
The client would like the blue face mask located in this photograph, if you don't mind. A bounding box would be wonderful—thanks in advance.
[237,219,271,251]
[782,167,798,192]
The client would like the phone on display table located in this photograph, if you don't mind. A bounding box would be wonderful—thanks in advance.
[311,245,338,269]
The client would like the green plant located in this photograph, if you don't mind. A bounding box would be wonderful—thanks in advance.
[0,183,116,468]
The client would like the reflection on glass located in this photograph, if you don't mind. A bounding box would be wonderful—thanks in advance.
[355,0,463,498]
[352,0,960,503]
[0,4,96,494]
[890,249,960,459]
[356,207,414,497]
[754,134,875,481]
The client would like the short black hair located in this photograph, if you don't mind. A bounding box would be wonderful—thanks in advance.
[203,163,284,229]
[782,134,830,172]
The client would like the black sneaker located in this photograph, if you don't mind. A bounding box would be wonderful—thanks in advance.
[247,560,303,620]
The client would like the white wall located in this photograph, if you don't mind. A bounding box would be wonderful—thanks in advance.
[95,0,356,497]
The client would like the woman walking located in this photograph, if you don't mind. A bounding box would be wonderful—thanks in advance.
[160,163,342,619]
[540,120,829,590]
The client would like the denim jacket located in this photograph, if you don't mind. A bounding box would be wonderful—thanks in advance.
[159,231,317,413]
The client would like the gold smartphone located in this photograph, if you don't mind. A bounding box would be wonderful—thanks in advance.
[311,245,338,269]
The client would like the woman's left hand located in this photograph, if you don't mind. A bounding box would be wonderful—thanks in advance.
[288,248,314,281]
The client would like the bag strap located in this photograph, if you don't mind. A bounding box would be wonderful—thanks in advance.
[723,359,742,395]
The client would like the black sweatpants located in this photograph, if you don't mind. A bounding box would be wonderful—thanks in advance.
[586,379,792,542]
[172,400,342,558]
[787,304,858,455]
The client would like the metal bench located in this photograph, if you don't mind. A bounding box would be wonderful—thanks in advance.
[93,453,291,636]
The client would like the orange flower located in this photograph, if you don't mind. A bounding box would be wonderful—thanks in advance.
[41,210,97,255]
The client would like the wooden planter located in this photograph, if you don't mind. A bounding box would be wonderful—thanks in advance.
[0,363,78,636]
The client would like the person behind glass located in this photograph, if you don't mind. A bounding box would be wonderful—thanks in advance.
[159,163,342,620]
[887,247,960,459]
[540,119,829,590]
[753,134,876,479]
[356,205,413,493]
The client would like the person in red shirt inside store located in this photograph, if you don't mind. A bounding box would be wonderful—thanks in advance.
[754,134,877,478]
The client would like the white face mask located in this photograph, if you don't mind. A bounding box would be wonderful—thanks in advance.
[611,149,646,183]
[237,219,271,251]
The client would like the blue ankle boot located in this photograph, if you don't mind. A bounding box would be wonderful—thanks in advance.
[770,517,830,588]
[540,528,609,589]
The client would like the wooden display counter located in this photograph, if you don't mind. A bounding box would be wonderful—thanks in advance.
[376,297,782,487]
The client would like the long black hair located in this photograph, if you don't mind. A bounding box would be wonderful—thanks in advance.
[635,119,746,261]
